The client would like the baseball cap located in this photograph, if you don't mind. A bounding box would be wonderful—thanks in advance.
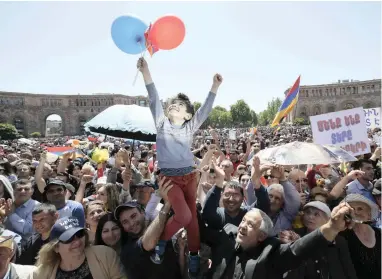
[114,200,142,220]
[50,216,84,242]
[45,178,67,192]
[134,180,155,189]
[303,201,331,218]
[0,236,14,250]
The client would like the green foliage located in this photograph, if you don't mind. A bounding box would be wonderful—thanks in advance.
[250,110,258,126]
[258,98,283,126]
[30,132,41,138]
[0,123,19,140]
[230,100,252,126]
[193,102,201,112]
[293,117,309,126]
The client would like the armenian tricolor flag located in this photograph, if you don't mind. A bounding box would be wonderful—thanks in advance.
[46,147,83,158]
[271,76,301,127]
[144,24,159,56]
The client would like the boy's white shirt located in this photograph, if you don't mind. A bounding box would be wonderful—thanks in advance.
[145,193,163,222]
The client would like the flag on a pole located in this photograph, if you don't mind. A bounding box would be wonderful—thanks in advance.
[271,76,301,127]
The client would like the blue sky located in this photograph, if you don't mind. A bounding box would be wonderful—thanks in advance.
[0,1,381,118]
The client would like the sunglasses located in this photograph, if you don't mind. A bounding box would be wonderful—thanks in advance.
[60,229,85,244]
[296,178,308,183]
[264,175,274,179]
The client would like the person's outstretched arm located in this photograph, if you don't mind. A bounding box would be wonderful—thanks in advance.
[137,57,164,126]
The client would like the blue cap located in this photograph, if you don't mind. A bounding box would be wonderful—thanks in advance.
[50,216,84,242]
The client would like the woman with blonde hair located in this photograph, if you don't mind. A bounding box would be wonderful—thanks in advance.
[96,183,121,213]
[33,216,125,279]
[138,162,151,180]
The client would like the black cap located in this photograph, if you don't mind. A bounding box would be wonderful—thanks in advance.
[50,216,84,242]
[133,180,155,189]
[45,178,67,192]
[114,200,142,220]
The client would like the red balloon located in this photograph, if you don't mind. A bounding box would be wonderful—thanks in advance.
[148,15,185,50]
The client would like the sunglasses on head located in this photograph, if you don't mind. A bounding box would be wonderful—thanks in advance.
[60,229,85,244]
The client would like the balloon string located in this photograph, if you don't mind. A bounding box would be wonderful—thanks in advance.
[132,42,146,86]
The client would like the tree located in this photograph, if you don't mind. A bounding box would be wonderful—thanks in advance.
[250,110,258,126]
[258,111,270,126]
[193,102,201,112]
[293,117,309,126]
[0,123,18,140]
[230,100,252,126]
[30,132,41,138]
[257,97,283,125]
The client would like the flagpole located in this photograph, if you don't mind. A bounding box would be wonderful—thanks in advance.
[292,75,301,123]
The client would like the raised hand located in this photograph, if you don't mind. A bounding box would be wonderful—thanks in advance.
[346,170,365,181]
[137,57,149,73]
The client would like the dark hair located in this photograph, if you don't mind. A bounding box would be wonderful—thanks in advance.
[223,181,244,196]
[94,213,123,246]
[140,151,148,159]
[32,203,57,216]
[168,93,195,118]
[12,179,32,190]
[351,159,373,170]
[239,172,250,182]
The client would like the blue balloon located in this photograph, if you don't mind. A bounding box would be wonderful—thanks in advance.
[111,15,148,55]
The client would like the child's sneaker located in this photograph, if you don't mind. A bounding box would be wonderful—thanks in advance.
[150,240,167,264]
[188,253,200,278]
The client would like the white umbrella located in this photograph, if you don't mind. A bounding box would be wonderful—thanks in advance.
[254,141,357,166]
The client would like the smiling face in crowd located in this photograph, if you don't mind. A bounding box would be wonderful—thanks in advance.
[101,220,122,247]
[236,210,267,250]
[349,201,371,222]
[118,207,146,236]
[222,184,244,216]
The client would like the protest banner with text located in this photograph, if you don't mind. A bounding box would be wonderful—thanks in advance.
[364,107,380,129]
[310,107,370,156]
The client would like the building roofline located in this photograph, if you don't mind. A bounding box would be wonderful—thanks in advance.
[0,91,147,98]
[299,79,381,88]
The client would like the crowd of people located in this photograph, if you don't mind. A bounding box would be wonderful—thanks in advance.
[0,58,380,279]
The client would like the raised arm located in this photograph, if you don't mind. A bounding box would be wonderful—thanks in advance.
[137,58,164,126]
[141,177,173,251]
[272,203,355,273]
[190,74,222,131]
[35,151,47,193]
[201,159,226,229]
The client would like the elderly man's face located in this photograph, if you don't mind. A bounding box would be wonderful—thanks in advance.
[236,210,266,250]
[269,189,284,213]
[289,170,308,193]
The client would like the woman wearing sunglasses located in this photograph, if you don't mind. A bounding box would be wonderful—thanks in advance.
[32,216,125,279]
